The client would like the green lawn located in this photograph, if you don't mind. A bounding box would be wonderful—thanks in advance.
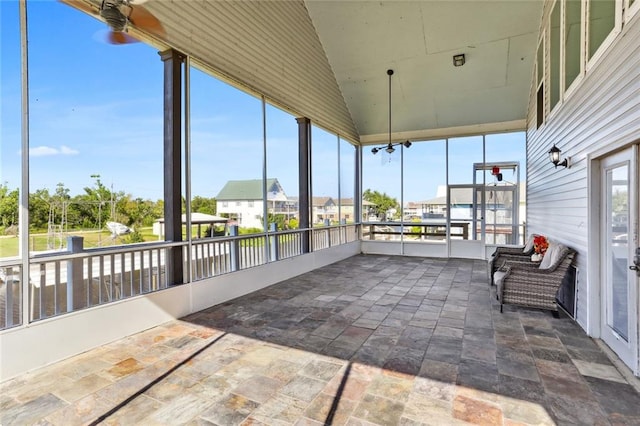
[0,227,158,258]
[0,225,305,258]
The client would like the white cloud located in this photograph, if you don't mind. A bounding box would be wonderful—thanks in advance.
[27,145,79,157]
[59,145,80,155]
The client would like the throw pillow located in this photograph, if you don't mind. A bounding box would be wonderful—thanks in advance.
[539,242,558,269]
[523,234,537,253]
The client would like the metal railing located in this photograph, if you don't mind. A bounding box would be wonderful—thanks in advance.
[190,224,358,281]
[0,259,22,330]
[311,224,358,250]
[275,230,304,260]
[28,240,180,322]
[363,221,470,241]
[363,221,524,244]
[1,224,360,330]
[190,233,270,280]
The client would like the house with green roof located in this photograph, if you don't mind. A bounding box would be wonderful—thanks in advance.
[216,178,290,228]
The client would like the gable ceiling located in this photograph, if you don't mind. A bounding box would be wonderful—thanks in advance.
[60,0,543,145]
[305,0,543,143]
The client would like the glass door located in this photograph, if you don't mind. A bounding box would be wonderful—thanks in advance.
[601,147,638,373]
[448,184,484,258]
[485,186,519,245]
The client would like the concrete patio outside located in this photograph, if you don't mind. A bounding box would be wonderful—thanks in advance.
[1,254,639,425]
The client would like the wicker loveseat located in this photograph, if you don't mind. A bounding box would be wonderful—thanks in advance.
[488,234,538,285]
[494,241,576,315]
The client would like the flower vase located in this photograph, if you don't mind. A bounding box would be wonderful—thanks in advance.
[531,253,542,262]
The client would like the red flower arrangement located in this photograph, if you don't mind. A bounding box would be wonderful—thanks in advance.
[533,235,549,255]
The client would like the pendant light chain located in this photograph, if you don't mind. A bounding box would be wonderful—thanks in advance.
[388,69,393,147]
[372,69,411,155]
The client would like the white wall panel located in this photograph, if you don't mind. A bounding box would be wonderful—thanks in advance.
[526,5,640,330]
[362,241,453,258]
[403,242,448,258]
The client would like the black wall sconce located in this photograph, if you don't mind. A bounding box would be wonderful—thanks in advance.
[548,144,571,168]
[371,140,412,155]
[453,54,466,67]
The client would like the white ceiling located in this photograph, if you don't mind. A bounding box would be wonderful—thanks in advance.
[63,0,543,145]
[305,0,543,143]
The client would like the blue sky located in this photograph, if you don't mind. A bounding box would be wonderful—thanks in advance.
[1,0,525,203]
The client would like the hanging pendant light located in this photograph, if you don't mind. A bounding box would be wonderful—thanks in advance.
[371,69,411,155]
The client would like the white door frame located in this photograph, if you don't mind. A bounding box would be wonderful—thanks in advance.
[447,184,485,259]
[590,145,639,375]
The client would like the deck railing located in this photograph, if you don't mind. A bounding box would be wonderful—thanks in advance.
[0,259,22,330]
[0,224,359,330]
[362,221,523,244]
[28,240,179,322]
[363,221,470,241]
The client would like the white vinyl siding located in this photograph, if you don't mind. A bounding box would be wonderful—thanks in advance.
[146,1,358,143]
[628,0,640,20]
[526,2,640,329]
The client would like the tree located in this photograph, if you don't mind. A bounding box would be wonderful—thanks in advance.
[264,213,288,230]
[363,189,399,220]
[71,177,113,229]
[612,189,628,215]
[29,189,52,230]
[0,183,19,229]
[118,196,160,228]
[191,196,217,215]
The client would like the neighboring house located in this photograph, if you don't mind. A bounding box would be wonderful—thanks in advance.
[315,197,375,224]
[416,184,526,221]
[403,202,422,219]
[338,198,368,223]
[216,178,288,229]
[410,182,526,245]
[312,197,337,223]
[291,197,369,223]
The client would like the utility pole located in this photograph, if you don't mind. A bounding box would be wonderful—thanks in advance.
[110,182,115,221]
[91,174,102,245]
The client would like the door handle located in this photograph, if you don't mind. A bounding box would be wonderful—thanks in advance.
[631,248,640,272]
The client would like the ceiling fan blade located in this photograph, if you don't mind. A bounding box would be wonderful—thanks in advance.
[128,4,165,36]
[107,31,139,45]
[58,0,97,15]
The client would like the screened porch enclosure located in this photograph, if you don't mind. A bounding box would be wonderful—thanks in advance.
[0,0,528,334]
[2,0,532,382]
[4,0,640,386]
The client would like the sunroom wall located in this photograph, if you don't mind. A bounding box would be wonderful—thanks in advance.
[526,1,640,330]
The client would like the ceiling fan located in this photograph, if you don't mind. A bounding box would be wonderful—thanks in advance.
[60,0,164,44]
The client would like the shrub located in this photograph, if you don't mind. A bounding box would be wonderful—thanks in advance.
[124,229,145,244]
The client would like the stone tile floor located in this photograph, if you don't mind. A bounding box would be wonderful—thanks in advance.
[2,254,640,425]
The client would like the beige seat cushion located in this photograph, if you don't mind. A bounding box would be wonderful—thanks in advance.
[539,242,565,269]
[523,234,537,253]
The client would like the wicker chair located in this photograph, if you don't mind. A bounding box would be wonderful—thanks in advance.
[488,234,538,285]
[494,243,576,315]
